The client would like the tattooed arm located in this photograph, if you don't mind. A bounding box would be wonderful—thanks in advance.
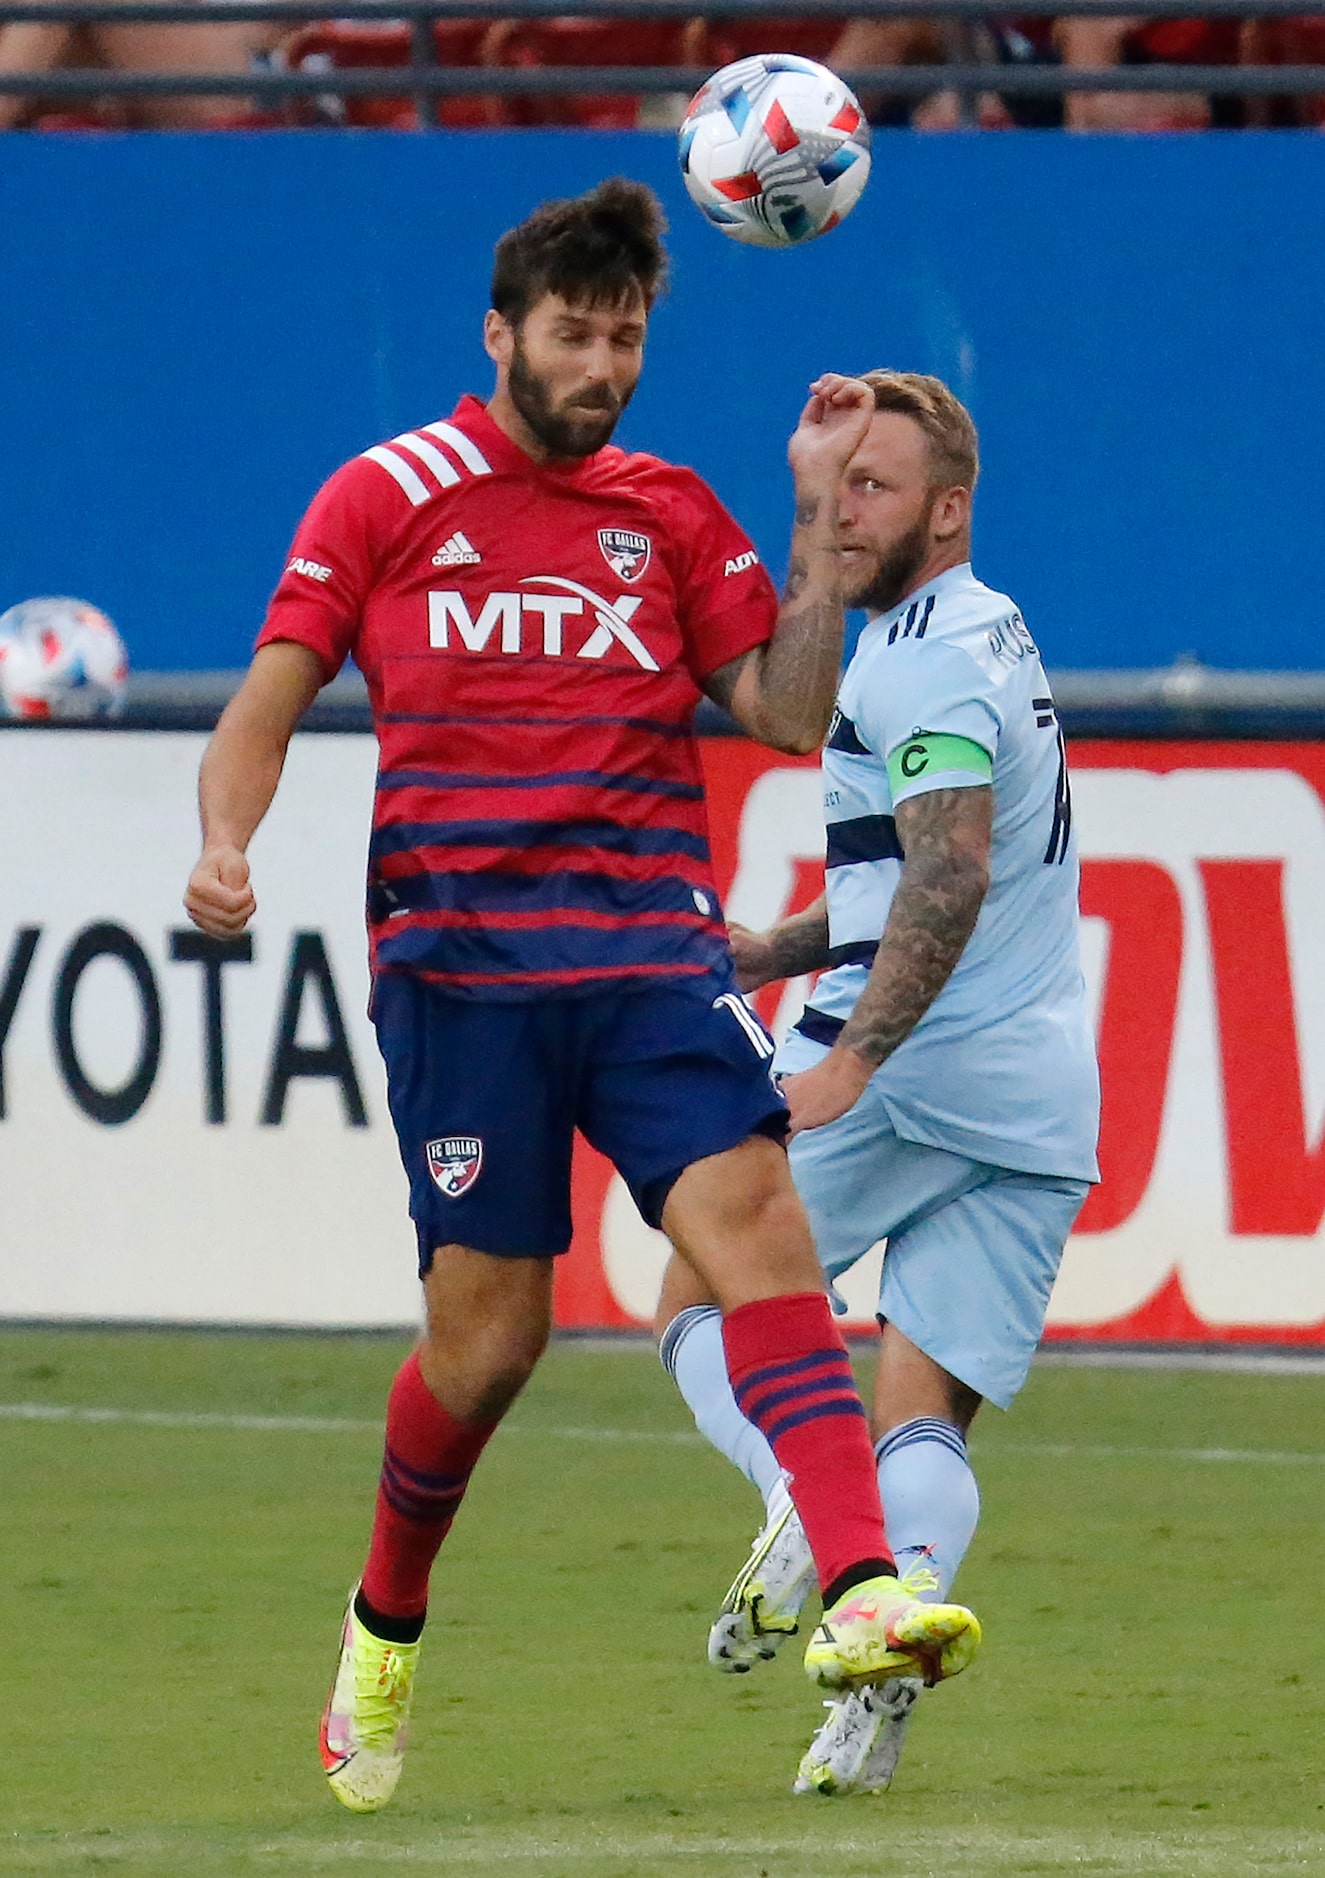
[704,375,873,755]
[783,787,993,1133]
[728,894,831,992]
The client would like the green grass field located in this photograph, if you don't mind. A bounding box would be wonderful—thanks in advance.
[1,1330,1322,1877]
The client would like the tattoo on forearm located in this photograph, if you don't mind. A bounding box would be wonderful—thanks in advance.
[707,489,847,747]
[770,897,831,979]
[837,789,992,1069]
[755,594,845,748]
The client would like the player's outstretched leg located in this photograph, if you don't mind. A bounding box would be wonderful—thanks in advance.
[660,1155,983,1707]
[658,1303,817,1669]
[719,1293,980,1687]
[791,1411,984,1790]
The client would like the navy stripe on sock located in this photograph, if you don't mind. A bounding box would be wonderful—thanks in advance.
[738,1372,856,1422]
[658,1304,720,1378]
[732,1348,852,1409]
[383,1450,471,1492]
[380,1451,469,1523]
[380,1478,465,1523]
[763,1395,870,1444]
[875,1416,969,1464]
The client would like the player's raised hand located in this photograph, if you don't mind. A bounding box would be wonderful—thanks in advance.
[787,374,875,486]
[185,843,257,939]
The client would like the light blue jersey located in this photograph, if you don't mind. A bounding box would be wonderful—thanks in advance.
[792,562,1100,1183]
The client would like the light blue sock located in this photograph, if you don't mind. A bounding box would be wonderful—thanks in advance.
[659,1305,783,1503]
[875,1416,981,1600]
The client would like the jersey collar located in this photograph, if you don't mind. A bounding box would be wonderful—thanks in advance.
[451,393,614,483]
[862,561,975,636]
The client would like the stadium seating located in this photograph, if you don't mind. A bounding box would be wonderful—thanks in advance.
[11,8,1322,134]
[495,16,709,128]
[1240,14,1325,124]
[704,14,846,68]
[282,18,518,128]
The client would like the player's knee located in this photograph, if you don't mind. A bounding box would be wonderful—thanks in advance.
[695,1137,803,1240]
[712,1184,822,1304]
[461,1356,541,1424]
[733,1157,817,1258]
[422,1308,548,1422]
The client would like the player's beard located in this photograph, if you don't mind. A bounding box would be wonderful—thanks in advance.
[507,338,635,459]
[844,503,936,615]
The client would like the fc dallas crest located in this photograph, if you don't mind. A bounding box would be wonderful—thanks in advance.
[598,527,651,583]
[426,1135,483,1197]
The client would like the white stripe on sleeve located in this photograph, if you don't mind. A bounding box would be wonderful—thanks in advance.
[421,421,493,476]
[393,431,462,489]
[361,445,432,507]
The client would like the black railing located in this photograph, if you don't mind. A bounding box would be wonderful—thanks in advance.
[0,0,1321,119]
[5,665,1324,739]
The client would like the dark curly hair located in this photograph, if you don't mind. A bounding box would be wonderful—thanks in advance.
[491,178,669,326]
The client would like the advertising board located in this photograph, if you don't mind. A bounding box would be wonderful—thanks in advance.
[3,732,1323,1343]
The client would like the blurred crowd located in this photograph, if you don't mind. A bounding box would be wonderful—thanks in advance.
[0,7,1322,132]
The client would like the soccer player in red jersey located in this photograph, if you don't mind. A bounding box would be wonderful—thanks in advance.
[184,179,979,1811]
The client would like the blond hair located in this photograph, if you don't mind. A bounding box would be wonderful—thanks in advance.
[859,370,979,492]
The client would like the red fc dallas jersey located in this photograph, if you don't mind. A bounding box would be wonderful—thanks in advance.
[258,395,779,998]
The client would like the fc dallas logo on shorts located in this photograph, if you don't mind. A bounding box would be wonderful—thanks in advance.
[426,1135,483,1197]
[598,527,651,583]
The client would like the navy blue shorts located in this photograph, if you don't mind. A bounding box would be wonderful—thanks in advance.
[372,975,789,1270]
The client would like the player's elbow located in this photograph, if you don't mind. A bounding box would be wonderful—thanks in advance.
[725,699,824,757]
[754,696,832,755]
[772,720,828,757]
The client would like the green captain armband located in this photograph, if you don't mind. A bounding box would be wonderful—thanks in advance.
[886,732,993,795]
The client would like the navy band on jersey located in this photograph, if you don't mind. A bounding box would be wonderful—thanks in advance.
[374,975,789,1265]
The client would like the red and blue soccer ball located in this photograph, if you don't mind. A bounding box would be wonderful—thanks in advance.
[679,55,872,248]
[0,596,128,720]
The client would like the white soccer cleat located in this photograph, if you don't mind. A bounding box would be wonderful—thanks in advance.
[708,1475,817,1673]
[319,1587,420,1813]
[793,1676,922,1795]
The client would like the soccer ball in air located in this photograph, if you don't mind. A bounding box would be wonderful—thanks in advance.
[679,55,872,248]
[0,596,128,720]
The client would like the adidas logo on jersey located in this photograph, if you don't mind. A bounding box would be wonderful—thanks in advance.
[432,532,482,567]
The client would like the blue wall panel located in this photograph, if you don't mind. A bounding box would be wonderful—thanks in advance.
[1,130,1321,671]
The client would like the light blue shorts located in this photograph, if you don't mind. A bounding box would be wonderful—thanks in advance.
[782,1038,1089,1410]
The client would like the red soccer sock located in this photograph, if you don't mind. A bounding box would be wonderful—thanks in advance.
[360,1350,497,1622]
[724,1292,895,1599]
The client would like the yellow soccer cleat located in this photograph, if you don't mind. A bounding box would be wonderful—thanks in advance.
[319,1588,421,1813]
[804,1570,981,1691]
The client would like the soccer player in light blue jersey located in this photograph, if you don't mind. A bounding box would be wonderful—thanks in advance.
[656,370,1100,1795]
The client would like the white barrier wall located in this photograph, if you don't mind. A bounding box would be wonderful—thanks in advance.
[4,731,1324,1342]
[2,733,420,1324]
